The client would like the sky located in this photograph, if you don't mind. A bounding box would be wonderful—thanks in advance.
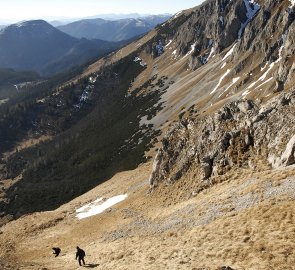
[0,0,204,24]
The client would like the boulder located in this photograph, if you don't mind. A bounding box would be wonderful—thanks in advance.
[217,106,233,121]
[201,162,212,179]
[201,157,213,179]
[149,149,164,187]
[237,100,254,113]
[267,154,281,169]
[263,10,271,24]
[218,267,234,270]
[279,96,290,106]
[274,80,284,93]
[281,135,295,166]
[245,133,254,147]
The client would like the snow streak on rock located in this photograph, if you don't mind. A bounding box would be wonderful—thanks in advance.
[183,42,197,58]
[173,11,182,19]
[218,77,240,98]
[207,47,215,61]
[222,43,237,61]
[165,40,173,48]
[255,77,273,90]
[238,0,260,38]
[219,16,224,27]
[211,69,231,94]
[201,46,215,65]
[246,62,274,91]
[134,56,147,67]
[242,89,250,98]
[259,62,275,81]
[202,41,215,64]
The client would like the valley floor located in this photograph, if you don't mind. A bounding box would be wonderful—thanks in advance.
[1,162,295,270]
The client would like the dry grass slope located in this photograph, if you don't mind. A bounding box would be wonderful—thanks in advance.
[1,162,295,269]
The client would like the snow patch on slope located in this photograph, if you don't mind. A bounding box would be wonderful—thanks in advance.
[207,47,215,61]
[246,62,275,90]
[222,43,237,61]
[201,46,215,64]
[226,77,240,91]
[76,194,128,219]
[211,69,231,94]
[259,62,275,81]
[133,56,147,67]
[218,77,240,98]
[255,77,273,90]
[165,40,173,48]
[183,42,197,58]
[221,62,227,69]
[242,89,250,98]
[247,35,285,91]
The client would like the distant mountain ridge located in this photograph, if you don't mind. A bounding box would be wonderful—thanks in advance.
[57,15,171,41]
[0,20,124,75]
[83,13,152,20]
[49,13,160,26]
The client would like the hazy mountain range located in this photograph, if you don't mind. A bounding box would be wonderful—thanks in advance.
[57,15,171,41]
[0,15,170,75]
[0,13,168,26]
[0,20,125,75]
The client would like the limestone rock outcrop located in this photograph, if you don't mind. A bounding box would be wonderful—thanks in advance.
[281,135,295,166]
[149,90,295,191]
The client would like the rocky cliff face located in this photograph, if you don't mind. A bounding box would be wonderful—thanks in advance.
[145,0,295,191]
[149,90,295,192]
[167,0,248,57]
[156,0,295,85]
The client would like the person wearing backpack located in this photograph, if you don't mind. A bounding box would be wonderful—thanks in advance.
[52,247,61,257]
[75,246,86,266]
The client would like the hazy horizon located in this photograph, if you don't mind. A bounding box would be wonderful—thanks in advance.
[0,0,205,24]
[0,13,172,25]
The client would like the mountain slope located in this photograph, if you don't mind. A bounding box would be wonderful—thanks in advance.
[1,0,295,269]
[57,15,171,41]
[0,20,124,75]
[0,0,295,249]
[1,161,295,269]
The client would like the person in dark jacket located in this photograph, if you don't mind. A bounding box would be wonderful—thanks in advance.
[75,246,86,266]
[52,247,61,257]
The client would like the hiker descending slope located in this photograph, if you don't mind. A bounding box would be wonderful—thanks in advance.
[52,247,61,257]
[75,246,86,266]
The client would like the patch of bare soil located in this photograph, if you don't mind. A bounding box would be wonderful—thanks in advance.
[1,163,295,269]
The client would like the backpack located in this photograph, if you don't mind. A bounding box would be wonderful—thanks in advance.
[80,249,86,257]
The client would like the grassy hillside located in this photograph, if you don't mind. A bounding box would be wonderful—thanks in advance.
[1,163,295,269]
[1,55,162,217]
